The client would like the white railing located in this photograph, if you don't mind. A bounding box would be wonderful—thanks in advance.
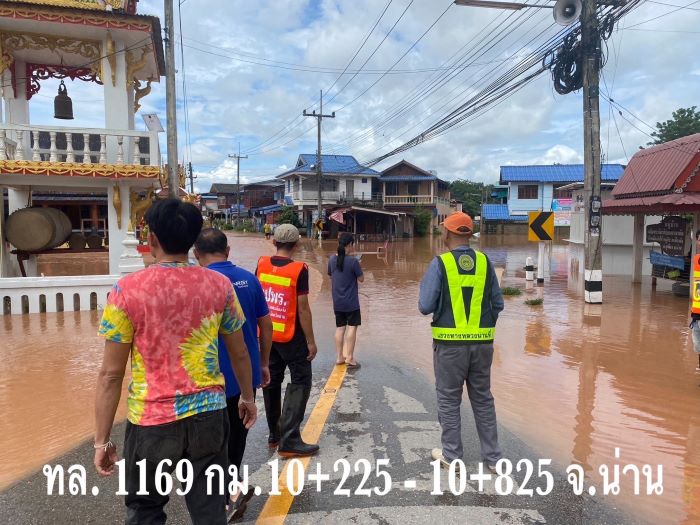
[1,275,117,315]
[384,195,434,205]
[0,124,159,166]
[292,191,341,201]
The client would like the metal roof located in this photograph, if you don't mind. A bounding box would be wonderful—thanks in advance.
[277,154,379,178]
[209,184,239,194]
[611,133,700,197]
[482,204,528,222]
[500,164,625,183]
[603,192,700,215]
[253,204,283,214]
[378,175,436,182]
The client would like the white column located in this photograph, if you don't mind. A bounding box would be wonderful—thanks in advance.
[107,183,131,274]
[0,185,7,277]
[102,38,132,164]
[632,214,645,284]
[7,187,36,276]
[119,230,145,275]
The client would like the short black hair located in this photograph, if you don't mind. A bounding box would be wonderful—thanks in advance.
[274,241,298,251]
[144,198,202,255]
[194,228,228,255]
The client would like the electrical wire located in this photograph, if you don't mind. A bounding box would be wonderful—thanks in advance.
[625,0,700,28]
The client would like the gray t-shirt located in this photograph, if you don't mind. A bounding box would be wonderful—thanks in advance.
[328,255,363,312]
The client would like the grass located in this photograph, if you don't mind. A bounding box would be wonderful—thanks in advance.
[501,287,522,296]
[524,298,544,306]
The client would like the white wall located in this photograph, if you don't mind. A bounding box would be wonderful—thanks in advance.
[507,182,554,215]
[568,212,662,245]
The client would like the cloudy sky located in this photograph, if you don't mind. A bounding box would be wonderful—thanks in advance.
[29,0,700,191]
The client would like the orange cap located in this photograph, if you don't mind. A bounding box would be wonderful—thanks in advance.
[442,212,474,235]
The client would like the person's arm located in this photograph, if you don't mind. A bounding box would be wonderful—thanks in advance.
[418,257,442,315]
[257,314,272,387]
[221,329,256,428]
[297,294,317,361]
[94,340,130,476]
[488,261,504,319]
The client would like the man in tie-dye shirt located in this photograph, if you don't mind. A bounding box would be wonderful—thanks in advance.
[94,199,257,525]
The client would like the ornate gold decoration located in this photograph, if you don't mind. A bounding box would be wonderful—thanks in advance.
[0,31,102,77]
[133,79,152,113]
[0,160,162,179]
[7,0,125,10]
[125,45,150,87]
[129,186,155,235]
[112,183,122,229]
[106,31,116,86]
[0,6,153,32]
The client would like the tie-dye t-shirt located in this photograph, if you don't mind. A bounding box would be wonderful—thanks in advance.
[98,263,245,426]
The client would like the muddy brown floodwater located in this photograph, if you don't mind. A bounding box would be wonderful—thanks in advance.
[2,233,699,524]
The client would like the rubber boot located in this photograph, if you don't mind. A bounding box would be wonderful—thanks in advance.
[263,385,281,448]
[277,384,319,457]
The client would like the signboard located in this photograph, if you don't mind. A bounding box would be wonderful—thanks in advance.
[646,216,689,257]
[528,211,554,242]
[551,199,572,227]
[649,251,686,271]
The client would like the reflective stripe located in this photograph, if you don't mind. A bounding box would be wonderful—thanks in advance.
[694,255,700,315]
[259,273,292,287]
[272,321,286,333]
[432,251,495,342]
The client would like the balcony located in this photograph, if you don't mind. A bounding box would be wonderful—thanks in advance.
[0,124,161,180]
[384,195,451,206]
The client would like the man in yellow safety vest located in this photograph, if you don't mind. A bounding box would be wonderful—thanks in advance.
[418,211,504,472]
[690,230,700,372]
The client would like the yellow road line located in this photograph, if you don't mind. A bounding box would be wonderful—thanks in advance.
[256,364,348,525]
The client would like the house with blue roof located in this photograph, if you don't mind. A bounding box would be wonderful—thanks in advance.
[276,154,380,224]
[500,163,625,216]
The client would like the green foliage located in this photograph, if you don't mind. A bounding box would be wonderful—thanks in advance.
[501,287,522,296]
[413,206,433,236]
[525,297,544,306]
[449,180,494,218]
[649,106,700,145]
[233,219,254,232]
[277,206,301,227]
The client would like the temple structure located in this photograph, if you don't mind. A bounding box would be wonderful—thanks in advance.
[0,0,165,314]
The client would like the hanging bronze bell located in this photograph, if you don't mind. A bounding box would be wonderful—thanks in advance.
[54,80,74,120]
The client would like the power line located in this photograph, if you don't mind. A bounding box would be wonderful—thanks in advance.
[626,0,700,28]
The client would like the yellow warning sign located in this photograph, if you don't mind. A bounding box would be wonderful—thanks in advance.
[528,211,554,242]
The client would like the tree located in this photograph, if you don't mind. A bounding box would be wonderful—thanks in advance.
[449,179,494,217]
[276,206,301,227]
[413,206,432,236]
[649,106,700,145]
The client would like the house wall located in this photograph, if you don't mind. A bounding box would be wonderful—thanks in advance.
[507,182,554,215]
[337,176,373,199]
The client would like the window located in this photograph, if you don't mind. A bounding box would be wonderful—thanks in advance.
[553,184,573,199]
[407,182,419,195]
[362,178,368,184]
[287,180,291,192]
[517,184,538,200]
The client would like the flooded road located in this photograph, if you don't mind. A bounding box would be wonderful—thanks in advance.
[1,233,699,524]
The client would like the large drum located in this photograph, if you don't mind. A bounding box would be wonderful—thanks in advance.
[5,207,73,252]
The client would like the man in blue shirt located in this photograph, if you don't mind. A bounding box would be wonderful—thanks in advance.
[194,228,272,521]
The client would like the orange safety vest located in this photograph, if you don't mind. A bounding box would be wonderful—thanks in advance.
[256,256,306,343]
[693,255,700,314]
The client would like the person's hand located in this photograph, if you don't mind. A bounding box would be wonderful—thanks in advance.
[94,444,119,477]
[238,398,258,429]
[307,342,318,362]
[260,365,271,388]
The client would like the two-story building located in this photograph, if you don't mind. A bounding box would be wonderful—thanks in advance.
[277,154,379,226]
[380,160,451,231]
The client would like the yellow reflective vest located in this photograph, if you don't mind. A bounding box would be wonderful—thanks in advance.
[431,250,496,343]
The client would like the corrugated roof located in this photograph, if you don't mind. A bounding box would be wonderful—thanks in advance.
[209,183,239,194]
[603,192,700,215]
[482,204,528,222]
[500,164,625,183]
[378,175,436,182]
[277,154,378,178]
[612,133,700,197]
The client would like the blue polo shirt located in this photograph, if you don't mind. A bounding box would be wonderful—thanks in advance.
[208,261,269,397]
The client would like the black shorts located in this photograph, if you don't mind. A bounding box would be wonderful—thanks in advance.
[335,309,361,327]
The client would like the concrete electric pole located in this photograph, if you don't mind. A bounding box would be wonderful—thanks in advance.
[229,145,247,224]
[164,0,179,199]
[303,90,335,230]
[580,0,603,304]
[187,161,196,194]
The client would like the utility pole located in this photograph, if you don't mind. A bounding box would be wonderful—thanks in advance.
[186,161,196,194]
[164,0,179,198]
[303,90,335,230]
[581,0,603,304]
[228,144,247,224]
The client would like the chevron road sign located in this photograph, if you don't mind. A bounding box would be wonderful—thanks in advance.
[528,211,554,242]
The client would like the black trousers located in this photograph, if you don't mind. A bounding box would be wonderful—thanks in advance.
[123,409,229,525]
[225,390,256,487]
[268,340,312,388]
